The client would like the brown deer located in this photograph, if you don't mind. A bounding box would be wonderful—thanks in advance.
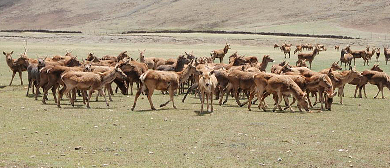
[3,51,29,85]
[198,70,218,114]
[297,47,320,69]
[138,49,155,69]
[329,69,361,104]
[340,49,353,70]
[335,45,340,51]
[294,45,302,54]
[211,43,231,63]
[257,55,274,72]
[131,60,197,111]
[384,47,390,65]
[375,47,380,62]
[280,45,291,58]
[58,64,127,108]
[361,70,390,99]
[349,65,383,98]
[363,47,375,66]
[344,46,366,65]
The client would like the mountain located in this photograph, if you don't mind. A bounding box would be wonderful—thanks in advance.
[1,0,389,35]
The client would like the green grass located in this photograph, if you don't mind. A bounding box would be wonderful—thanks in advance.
[0,33,390,167]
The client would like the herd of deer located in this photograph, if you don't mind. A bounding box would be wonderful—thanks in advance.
[3,43,390,114]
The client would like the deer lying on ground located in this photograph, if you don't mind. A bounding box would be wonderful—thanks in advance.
[361,69,390,99]
[3,51,29,85]
[198,70,218,114]
[58,64,127,108]
[297,47,320,69]
[348,65,383,98]
[211,43,231,63]
[131,60,197,111]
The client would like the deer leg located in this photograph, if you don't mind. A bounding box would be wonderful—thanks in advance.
[339,87,343,104]
[9,71,16,86]
[106,85,113,101]
[18,70,23,85]
[71,89,76,106]
[206,92,210,112]
[210,91,214,112]
[100,89,109,107]
[233,89,243,107]
[170,87,176,109]
[273,92,282,112]
[182,83,198,103]
[130,82,134,95]
[57,86,71,108]
[82,90,87,104]
[86,90,94,108]
[363,85,367,98]
[52,84,58,103]
[247,91,255,111]
[284,96,294,112]
[131,86,144,111]
[200,91,204,114]
[354,86,358,98]
[147,88,156,110]
[26,80,31,96]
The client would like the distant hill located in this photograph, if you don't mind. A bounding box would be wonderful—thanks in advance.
[1,0,389,35]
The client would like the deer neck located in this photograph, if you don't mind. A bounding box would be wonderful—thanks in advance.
[177,66,193,84]
[100,68,117,85]
[223,47,229,54]
[174,60,185,72]
[139,54,145,62]
[259,60,269,71]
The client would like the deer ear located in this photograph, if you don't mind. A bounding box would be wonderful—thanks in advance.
[328,69,332,74]
[10,51,13,54]
[3,51,5,55]
[210,70,215,75]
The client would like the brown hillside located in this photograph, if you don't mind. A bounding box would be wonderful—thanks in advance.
[1,0,390,34]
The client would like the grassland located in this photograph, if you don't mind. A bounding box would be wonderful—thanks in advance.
[0,33,390,167]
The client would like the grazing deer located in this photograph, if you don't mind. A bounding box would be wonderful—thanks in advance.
[131,60,197,111]
[198,70,218,114]
[335,45,340,51]
[297,47,320,69]
[3,51,29,86]
[211,43,231,63]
